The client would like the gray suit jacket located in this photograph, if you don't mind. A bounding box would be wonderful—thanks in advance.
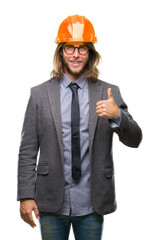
[17,77,142,215]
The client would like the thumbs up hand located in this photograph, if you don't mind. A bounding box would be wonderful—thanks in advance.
[96,88,120,119]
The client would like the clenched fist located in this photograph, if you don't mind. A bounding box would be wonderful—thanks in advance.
[96,88,120,119]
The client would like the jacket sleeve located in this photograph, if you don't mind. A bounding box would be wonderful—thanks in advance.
[112,86,142,148]
[17,88,39,201]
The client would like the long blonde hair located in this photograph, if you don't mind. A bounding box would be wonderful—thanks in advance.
[50,42,101,81]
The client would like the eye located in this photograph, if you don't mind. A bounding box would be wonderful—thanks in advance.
[79,46,87,51]
[66,45,74,50]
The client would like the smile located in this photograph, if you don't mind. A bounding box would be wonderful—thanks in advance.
[70,61,82,66]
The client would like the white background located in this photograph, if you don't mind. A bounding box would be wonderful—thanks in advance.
[0,0,159,239]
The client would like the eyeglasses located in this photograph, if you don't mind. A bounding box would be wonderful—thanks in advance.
[63,45,89,55]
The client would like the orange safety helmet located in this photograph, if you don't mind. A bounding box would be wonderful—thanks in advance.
[55,15,97,44]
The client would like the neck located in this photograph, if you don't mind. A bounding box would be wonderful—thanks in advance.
[64,71,84,82]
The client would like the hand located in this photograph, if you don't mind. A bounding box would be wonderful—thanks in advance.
[96,88,120,119]
[20,200,39,228]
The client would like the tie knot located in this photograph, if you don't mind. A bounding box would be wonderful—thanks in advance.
[69,83,79,94]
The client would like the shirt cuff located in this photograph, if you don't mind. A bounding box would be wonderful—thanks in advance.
[109,109,121,128]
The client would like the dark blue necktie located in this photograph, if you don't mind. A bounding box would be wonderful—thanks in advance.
[69,82,81,182]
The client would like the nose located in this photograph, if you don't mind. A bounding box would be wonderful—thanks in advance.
[73,47,80,57]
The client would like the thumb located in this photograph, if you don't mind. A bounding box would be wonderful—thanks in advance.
[108,88,113,99]
[33,203,39,219]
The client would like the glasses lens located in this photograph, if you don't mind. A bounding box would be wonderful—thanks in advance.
[79,46,89,55]
[64,45,74,54]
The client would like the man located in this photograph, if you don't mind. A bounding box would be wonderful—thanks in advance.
[17,15,142,240]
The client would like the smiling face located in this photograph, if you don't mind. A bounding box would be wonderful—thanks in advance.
[61,42,89,81]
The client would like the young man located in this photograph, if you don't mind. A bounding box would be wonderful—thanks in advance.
[17,15,142,240]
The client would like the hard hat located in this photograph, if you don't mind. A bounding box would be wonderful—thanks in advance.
[55,15,97,44]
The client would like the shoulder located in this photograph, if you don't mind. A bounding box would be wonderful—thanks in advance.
[30,77,59,96]
[97,79,119,89]
[30,79,50,93]
[96,79,123,102]
[94,79,120,95]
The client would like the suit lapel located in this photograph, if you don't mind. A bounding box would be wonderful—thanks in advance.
[46,78,64,164]
[88,80,104,160]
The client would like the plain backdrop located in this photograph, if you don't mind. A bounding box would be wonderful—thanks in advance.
[0,0,159,239]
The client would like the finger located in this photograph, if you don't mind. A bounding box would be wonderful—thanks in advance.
[96,107,107,115]
[21,212,29,224]
[27,213,37,228]
[98,113,104,117]
[33,205,40,220]
[96,106,104,112]
[96,102,107,110]
[108,88,113,99]
[21,210,36,228]
[96,109,103,114]
[96,105,103,110]
[96,100,105,106]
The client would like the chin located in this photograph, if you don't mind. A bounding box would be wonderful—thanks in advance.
[71,69,82,74]
[67,66,85,77]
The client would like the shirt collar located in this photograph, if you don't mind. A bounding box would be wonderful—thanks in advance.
[61,73,88,89]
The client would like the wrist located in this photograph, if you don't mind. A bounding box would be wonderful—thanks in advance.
[114,107,120,119]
